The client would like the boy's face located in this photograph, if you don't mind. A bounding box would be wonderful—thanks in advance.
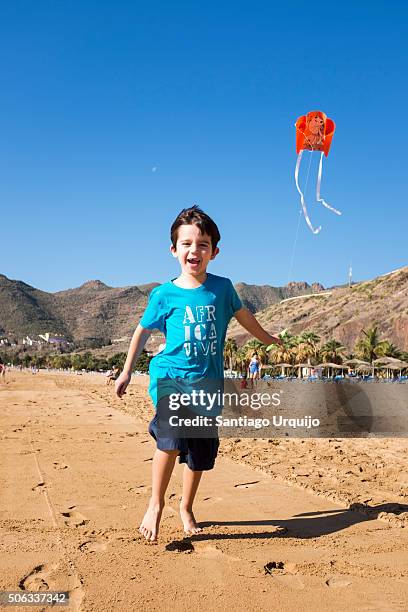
[171,223,219,277]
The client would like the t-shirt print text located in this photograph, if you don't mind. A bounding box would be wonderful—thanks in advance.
[182,305,217,357]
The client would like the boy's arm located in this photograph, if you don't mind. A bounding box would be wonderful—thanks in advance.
[233,308,283,346]
[115,324,152,398]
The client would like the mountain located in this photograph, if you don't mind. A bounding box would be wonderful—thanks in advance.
[0,275,159,344]
[1,268,407,352]
[0,275,322,343]
[53,281,156,344]
[235,281,325,312]
[228,267,408,351]
[0,274,68,338]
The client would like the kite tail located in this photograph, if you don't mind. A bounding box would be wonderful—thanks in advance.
[316,152,341,215]
[295,151,321,235]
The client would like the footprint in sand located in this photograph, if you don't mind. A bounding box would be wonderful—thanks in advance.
[79,540,107,553]
[202,496,223,504]
[53,462,69,470]
[234,481,260,489]
[275,574,305,590]
[325,576,353,587]
[19,562,59,590]
[264,561,285,575]
[128,484,149,494]
[193,542,241,561]
[165,540,240,560]
[32,481,47,493]
[61,507,89,527]
[165,539,194,553]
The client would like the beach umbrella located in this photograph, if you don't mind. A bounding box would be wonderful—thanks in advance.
[356,364,374,372]
[273,363,293,376]
[377,361,408,378]
[294,363,313,378]
[373,357,393,365]
[343,358,370,367]
[373,356,405,365]
[316,362,345,377]
[373,357,408,378]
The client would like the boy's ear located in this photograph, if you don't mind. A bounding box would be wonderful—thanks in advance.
[210,247,220,260]
[170,244,178,258]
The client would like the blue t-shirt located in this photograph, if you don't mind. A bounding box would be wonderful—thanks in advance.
[139,272,243,407]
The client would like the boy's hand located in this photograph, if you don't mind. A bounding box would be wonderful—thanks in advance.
[234,308,285,347]
[115,372,131,398]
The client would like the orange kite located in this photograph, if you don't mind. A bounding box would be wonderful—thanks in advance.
[294,110,341,234]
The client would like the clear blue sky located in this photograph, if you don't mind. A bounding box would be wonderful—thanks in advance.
[1,1,407,292]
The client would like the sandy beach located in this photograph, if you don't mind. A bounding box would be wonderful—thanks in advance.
[1,371,408,611]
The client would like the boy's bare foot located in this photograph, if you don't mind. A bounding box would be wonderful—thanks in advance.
[180,504,202,535]
[139,502,163,542]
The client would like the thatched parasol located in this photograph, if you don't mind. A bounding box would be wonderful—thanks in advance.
[356,364,373,372]
[316,362,346,377]
[373,356,406,366]
[343,358,371,367]
[270,363,294,376]
[294,363,314,378]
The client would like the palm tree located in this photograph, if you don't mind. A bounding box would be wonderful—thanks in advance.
[374,340,401,358]
[235,347,249,375]
[355,325,394,363]
[319,339,346,364]
[242,339,269,375]
[293,331,320,365]
[242,339,267,362]
[267,330,296,375]
[224,338,238,371]
[298,331,320,363]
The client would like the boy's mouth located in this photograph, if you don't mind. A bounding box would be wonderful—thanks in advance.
[187,258,200,265]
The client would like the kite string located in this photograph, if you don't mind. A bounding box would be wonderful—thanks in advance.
[284,150,313,301]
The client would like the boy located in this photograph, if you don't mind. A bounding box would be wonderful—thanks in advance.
[115,206,282,541]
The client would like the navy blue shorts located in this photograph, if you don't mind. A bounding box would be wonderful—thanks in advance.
[148,413,219,472]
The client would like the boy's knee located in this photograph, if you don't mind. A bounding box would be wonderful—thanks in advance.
[156,448,180,457]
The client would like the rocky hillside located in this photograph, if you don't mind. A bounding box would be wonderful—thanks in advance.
[0,275,68,338]
[53,281,156,344]
[0,276,159,344]
[236,281,324,312]
[1,268,407,352]
[0,275,323,344]
[228,267,408,351]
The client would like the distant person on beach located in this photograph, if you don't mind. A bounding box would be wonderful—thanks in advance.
[106,366,120,386]
[0,363,6,383]
[115,205,283,542]
[248,352,262,387]
[240,373,248,389]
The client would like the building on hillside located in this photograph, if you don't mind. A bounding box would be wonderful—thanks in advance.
[38,333,70,348]
[0,337,11,346]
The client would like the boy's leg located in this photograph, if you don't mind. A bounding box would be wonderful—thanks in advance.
[180,465,203,535]
[139,448,179,541]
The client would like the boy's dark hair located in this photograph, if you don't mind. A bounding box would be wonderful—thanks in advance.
[170,205,221,252]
